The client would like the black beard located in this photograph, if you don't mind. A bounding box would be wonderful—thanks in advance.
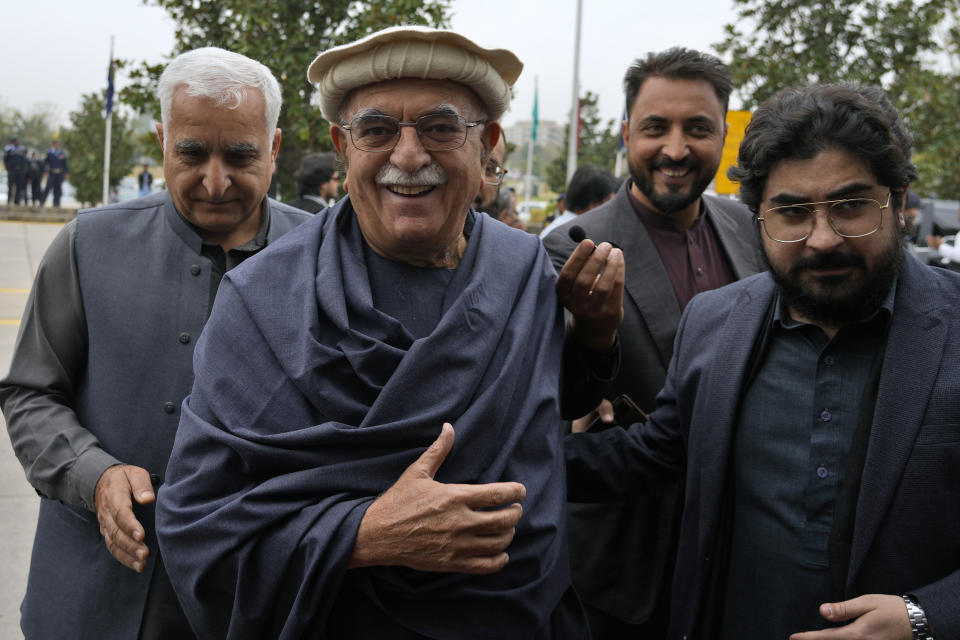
[765,229,904,328]
[629,156,715,215]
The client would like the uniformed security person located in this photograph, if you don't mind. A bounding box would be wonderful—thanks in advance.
[42,140,69,208]
[4,137,28,206]
[27,152,44,207]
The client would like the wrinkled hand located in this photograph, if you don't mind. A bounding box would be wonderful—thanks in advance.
[558,240,624,351]
[571,399,614,433]
[94,464,155,573]
[789,594,912,640]
[926,234,943,249]
[350,423,526,574]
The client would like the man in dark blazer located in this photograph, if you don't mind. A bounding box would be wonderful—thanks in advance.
[286,151,340,213]
[543,48,763,638]
[567,84,957,639]
[0,48,310,639]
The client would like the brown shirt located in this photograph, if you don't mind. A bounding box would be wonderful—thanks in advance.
[627,184,736,311]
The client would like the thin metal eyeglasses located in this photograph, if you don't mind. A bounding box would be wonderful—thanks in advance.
[757,192,891,243]
[339,113,486,153]
[484,161,507,186]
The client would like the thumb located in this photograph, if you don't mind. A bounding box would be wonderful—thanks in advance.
[125,466,156,505]
[599,399,615,423]
[820,596,868,622]
[410,422,455,480]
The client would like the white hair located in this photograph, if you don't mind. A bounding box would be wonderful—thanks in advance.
[158,47,282,135]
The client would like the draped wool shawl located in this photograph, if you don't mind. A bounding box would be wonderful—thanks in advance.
[156,200,582,639]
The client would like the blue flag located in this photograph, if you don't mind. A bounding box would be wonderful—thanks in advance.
[105,59,115,118]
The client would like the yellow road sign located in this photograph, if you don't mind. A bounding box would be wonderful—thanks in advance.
[714,110,752,196]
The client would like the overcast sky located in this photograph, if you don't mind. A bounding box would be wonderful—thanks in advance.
[0,0,741,131]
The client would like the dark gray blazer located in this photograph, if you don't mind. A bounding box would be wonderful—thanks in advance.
[566,253,960,638]
[3,192,309,639]
[543,181,764,625]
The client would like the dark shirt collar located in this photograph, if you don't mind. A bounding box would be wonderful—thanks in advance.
[625,178,706,232]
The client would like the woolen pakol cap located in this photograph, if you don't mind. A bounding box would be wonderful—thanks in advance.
[307,25,523,123]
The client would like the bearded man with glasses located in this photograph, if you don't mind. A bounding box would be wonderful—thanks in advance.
[155,26,621,639]
[566,83,959,640]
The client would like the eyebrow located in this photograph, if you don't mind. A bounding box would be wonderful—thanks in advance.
[225,142,260,155]
[174,139,207,153]
[768,182,877,204]
[349,104,465,121]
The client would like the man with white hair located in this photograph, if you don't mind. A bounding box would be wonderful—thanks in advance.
[0,47,310,639]
[156,26,620,639]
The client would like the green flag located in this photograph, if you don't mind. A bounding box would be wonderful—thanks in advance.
[531,84,538,143]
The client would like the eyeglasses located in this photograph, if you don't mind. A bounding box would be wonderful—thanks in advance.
[484,160,507,186]
[757,193,891,243]
[340,113,485,153]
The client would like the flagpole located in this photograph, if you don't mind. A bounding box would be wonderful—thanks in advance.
[566,0,582,185]
[102,36,114,205]
[525,76,537,200]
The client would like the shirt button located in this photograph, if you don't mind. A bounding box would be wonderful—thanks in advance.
[190,264,201,276]
[163,402,176,414]
[820,409,832,422]
[178,332,191,344]
[817,466,829,479]
[696,267,704,275]
[824,356,835,366]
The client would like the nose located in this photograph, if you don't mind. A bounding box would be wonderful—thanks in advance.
[661,127,690,161]
[202,157,231,199]
[389,125,432,173]
[805,208,844,252]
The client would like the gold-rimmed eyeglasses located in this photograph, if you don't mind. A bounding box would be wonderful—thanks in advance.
[757,192,891,243]
[339,113,485,153]
[484,160,507,186]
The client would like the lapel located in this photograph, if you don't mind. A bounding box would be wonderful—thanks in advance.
[703,195,762,279]
[694,275,776,553]
[847,255,949,584]
[609,186,684,366]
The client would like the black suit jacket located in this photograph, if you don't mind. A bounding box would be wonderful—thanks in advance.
[543,182,763,625]
[566,253,960,638]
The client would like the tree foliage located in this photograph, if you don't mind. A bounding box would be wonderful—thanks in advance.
[544,91,620,193]
[0,102,60,153]
[716,0,960,198]
[122,0,450,199]
[61,93,139,207]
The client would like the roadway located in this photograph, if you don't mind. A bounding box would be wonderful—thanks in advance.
[0,220,65,640]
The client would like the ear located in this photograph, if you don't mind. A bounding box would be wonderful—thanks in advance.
[330,124,348,154]
[621,118,630,146]
[270,128,282,162]
[483,122,501,151]
[896,190,907,228]
[155,123,165,152]
[721,119,730,147]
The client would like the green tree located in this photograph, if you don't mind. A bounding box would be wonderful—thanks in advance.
[61,92,139,206]
[544,91,620,193]
[716,0,960,198]
[123,0,450,199]
[0,102,60,153]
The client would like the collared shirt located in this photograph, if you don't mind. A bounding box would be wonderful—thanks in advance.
[720,282,896,639]
[175,201,271,309]
[626,183,735,310]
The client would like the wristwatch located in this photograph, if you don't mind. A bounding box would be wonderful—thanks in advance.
[902,594,935,640]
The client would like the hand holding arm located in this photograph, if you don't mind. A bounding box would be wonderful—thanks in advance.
[789,594,912,640]
[557,240,624,351]
[350,423,526,574]
[94,464,155,573]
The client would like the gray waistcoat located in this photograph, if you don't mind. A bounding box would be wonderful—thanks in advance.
[21,192,310,639]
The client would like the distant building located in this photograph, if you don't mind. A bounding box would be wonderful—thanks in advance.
[505,119,564,151]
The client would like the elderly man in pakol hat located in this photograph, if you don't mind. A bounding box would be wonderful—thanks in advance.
[157,26,622,639]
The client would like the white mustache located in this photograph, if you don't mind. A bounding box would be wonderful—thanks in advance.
[375,162,447,186]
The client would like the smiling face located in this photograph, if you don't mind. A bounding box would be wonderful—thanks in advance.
[624,76,726,227]
[157,86,280,249]
[331,78,496,267]
[761,147,904,333]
